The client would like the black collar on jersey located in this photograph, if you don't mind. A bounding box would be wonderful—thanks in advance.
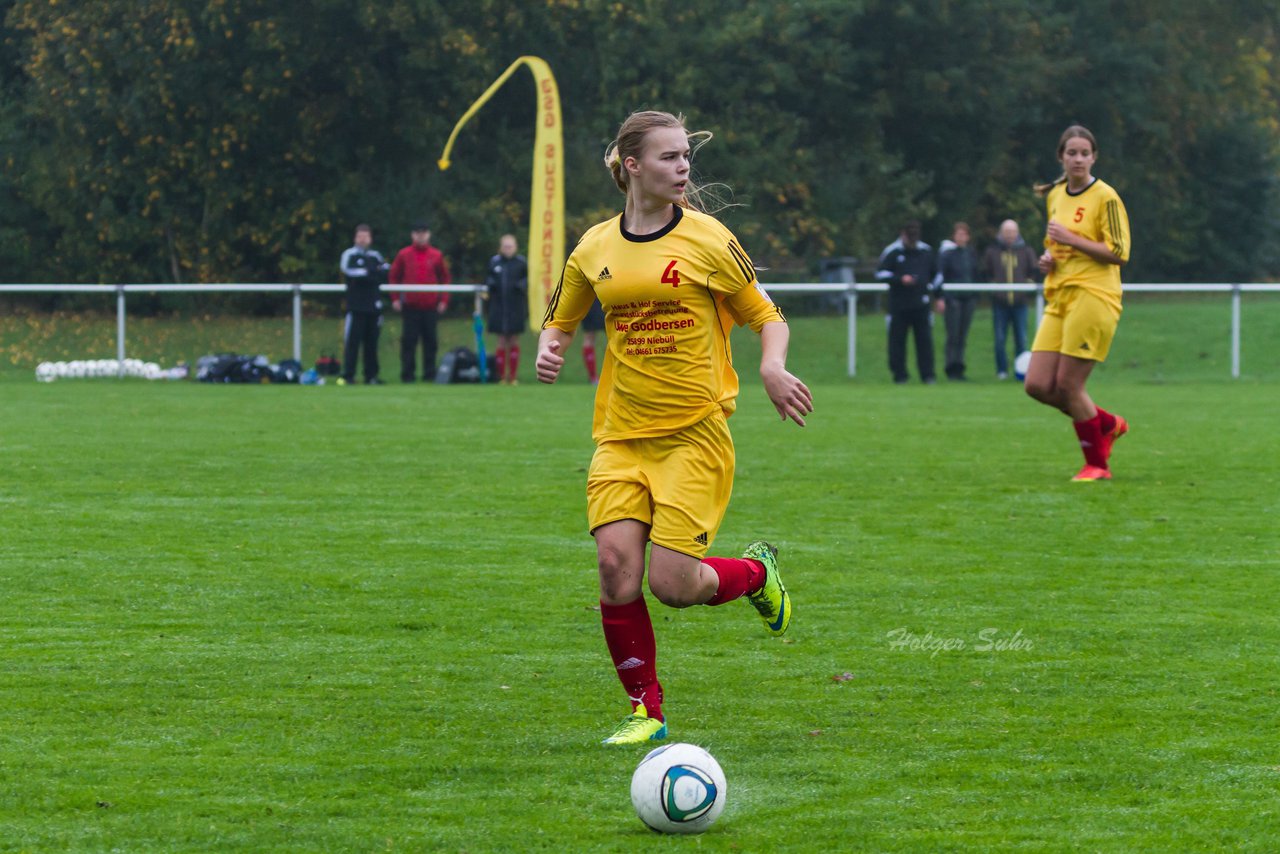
[620,204,683,243]
[1065,177,1099,197]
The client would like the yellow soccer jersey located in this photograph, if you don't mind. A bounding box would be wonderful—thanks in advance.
[543,205,784,442]
[1044,177,1131,310]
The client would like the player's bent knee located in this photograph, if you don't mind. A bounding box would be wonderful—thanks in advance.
[596,548,644,603]
[1024,378,1054,403]
[648,577,701,609]
[596,542,637,577]
[599,573,642,604]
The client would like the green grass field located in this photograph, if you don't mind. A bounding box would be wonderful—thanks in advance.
[2,301,1278,851]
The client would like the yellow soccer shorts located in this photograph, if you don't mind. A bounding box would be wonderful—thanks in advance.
[586,411,735,559]
[1032,285,1121,362]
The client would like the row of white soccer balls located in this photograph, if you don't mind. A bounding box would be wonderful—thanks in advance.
[36,359,172,382]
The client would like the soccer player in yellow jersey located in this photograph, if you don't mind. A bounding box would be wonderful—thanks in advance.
[1025,125,1131,482]
[536,110,813,745]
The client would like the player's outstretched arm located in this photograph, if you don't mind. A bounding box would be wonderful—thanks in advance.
[759,321,812,427]
[536,327,572,384]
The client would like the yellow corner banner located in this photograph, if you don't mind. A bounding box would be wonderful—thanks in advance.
[438,57,564,333]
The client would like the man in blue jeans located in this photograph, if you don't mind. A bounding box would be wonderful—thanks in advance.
[980,219,1040,379]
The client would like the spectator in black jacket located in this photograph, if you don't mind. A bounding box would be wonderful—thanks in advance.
[935,222,981,381]
[876,220,941,384]
[485,234,528,385]
[338,224,390,385]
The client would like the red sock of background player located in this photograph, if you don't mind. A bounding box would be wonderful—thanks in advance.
[1095,405,1117,435]
[495,348,506,380]
[599,597,663,720]
[582,343,597,382]
[1073,415,1108,468]
[507,344,520,382]
[703,556,766,605]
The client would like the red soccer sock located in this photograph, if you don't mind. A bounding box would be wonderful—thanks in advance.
[703,556,766,606]
[495,348,507,379]
[507,344,520,382]
[1095,406,1117,436]
[1073,414,1108,468]
[583,344,597,382]
[600,597,663,720]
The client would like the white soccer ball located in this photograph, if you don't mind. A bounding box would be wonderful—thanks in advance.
[36,362,56,382]
[630,743,726,834]
[1013,350,1032,381]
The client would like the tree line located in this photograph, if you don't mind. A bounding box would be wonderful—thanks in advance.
[2,0,1277,290]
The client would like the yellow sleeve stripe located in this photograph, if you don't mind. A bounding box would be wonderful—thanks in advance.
[1105,199,1127,259]
[727,240,756,285]
[540,266,568,329]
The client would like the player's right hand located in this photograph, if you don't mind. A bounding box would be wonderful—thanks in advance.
[1037,250,1055,275]
[536,340,564,384]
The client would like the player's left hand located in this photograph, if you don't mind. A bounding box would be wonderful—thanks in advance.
[762,367,813,427]
[1037,250,1056,275]
[1046,220,1076,246]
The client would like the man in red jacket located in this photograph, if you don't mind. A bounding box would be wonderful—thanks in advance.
[390,221,452,382]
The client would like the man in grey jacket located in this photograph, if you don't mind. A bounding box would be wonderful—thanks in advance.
[980,219,1041,379]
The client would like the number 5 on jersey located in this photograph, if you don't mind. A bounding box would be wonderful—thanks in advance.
[662,260,681,288]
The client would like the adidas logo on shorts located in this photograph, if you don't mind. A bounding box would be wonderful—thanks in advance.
[694,532,708,546]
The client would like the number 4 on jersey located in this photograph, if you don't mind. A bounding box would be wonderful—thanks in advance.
[662,260,681,288]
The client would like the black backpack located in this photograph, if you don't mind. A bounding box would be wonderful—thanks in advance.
[196,353,243,382]
[434,348,501,384]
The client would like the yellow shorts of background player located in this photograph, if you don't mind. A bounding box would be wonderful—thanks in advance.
[1031,285,1122,362]
[587,411,734,560]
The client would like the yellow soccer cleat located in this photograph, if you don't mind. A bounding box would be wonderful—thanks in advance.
[602,703,667,746]
[744,540,792,636]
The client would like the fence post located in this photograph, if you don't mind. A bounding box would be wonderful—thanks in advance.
[1231,284,1241,379]
[846,286,858,377]
[1035,291,1044,335]
[292,284,303,363]
[116,284,126,377]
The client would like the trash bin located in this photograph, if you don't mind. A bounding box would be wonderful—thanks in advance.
[818,257,858,312]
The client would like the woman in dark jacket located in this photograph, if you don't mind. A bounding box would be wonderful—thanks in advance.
[485,234,529,384]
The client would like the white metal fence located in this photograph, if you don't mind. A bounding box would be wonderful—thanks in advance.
[1,281,1276,378]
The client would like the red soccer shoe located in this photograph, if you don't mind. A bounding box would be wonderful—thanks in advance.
[1101,414,1129,464]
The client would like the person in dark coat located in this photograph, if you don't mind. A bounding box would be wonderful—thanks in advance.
[981,219,1041,379]
[338,224,390,385]
[875,220,941,384]
[485,234,529,384]
[935,222,981,381]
